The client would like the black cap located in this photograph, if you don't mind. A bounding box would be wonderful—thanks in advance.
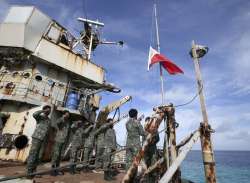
[129,108,138,118]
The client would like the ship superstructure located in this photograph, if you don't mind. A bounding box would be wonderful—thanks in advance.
[0,6,119,162]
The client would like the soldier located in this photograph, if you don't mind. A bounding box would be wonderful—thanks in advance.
[83,126,95,170]
[50,110,70,176]
[82,106,97,171]
[103,118,117,181]
[0,104,10,142]
[125,108,146,170]
[69,120,93,174]
[94,121,109,169]
[143,117,160,183]
[26,105,51,176]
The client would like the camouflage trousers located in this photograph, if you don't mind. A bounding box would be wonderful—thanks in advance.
[94,146,105,168]
[26,138,43,174]
[126,146,140,170]
[70,144,81,163]
[143,148,158,183]
[51,142,64,167]
[103,148,112,171]
[83,147,93,165]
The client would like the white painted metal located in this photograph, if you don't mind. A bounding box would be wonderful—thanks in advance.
[24,8,51,51]
[4,6,33,23]
[0,23,25,47]
[159,131,200,183]
[0,6,51,52]
[0,105,41,162]
[33,39,104,84]
[0,6,105,84]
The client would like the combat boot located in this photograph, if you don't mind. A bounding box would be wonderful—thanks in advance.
[70,165,76,174]
[104,170,112,181]
[50,165,58,176]
[108,170,116,180]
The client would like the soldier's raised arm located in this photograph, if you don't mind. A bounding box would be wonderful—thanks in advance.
[84,123,94,135]
[94,122,112,136]
[33,105,51,122]
[32,110,44,121]
[0,112,10,119]
[55,117,64,130]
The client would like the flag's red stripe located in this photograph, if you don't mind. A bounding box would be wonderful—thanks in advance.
[150,54,184,75]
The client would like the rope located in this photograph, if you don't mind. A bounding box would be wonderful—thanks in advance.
[174,84,203,108]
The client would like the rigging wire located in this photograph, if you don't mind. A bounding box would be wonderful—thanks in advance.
[83,0,88,19]
[174,84,204,108]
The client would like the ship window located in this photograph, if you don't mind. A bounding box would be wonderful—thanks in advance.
[12,71,19,77]
[23,72,31,79]
[35,75,43,82]
[60,34,69,46]
[47,25,61,43]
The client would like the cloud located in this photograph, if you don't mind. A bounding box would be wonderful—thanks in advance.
[0,0,10,23]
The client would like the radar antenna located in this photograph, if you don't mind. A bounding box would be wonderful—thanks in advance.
[73,18,124,61]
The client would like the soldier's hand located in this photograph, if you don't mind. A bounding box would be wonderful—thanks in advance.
[6,113,11,118]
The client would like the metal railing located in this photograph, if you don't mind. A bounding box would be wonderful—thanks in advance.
[0,73,85,110]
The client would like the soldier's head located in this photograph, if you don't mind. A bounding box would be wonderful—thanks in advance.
[145,117,151,123]
[92,105,99,112]
[129,108,138,119]
[62,110,70,119]
[107,118,114,128]
[42,105,51,116]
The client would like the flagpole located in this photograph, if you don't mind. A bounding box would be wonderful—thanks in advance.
[154,2,165,104]
[154,1,170,171]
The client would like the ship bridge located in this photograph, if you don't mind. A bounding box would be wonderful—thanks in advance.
[0,6,120,162]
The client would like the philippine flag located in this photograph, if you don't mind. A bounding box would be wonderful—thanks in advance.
[148,46,184,75]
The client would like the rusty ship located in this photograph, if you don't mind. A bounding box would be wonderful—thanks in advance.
[0,4,218,183]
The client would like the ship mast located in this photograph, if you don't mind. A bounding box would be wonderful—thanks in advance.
[154,2,165,104]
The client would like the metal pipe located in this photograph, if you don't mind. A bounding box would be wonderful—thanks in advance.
[191,40,217,183]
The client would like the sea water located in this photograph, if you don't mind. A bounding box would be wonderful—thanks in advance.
[181,150,250,183]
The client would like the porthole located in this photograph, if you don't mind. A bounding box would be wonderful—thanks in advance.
[23,72,31,79]
[35,75,43,81]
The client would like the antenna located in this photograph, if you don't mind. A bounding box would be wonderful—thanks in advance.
[77,18,104,27]
[73,17,124,61]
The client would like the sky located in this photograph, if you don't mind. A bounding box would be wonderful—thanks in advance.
[0,0,250,150]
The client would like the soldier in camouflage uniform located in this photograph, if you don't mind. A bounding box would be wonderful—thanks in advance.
[26,105,51,176]
[103,118,117,181]
[82,107,97,171]
[50,110,70,176]
[143,117,160,183]
[125,108,145,170]
[94,121,110,169]
[69,120,93,174]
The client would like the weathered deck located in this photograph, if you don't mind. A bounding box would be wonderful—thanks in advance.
[0,161,124,183]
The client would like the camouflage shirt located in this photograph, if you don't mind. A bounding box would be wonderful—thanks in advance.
[84,128,95,148]
[126,118,145,148]
[104,127,116,150]
[71,121,93,147]
[54,116,70,143]
[95,122,112,148]
[32,110,51,141]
